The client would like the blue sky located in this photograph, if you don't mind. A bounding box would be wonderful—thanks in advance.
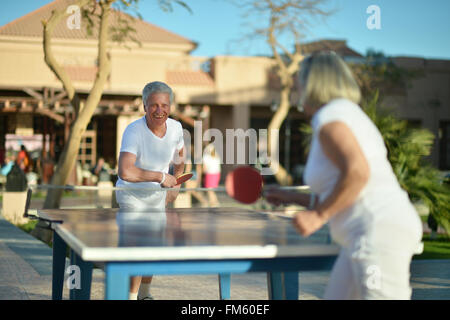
[0,0,449,59]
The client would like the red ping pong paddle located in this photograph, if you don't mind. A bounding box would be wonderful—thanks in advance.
[176,172,193,185]
[225,166,264,204]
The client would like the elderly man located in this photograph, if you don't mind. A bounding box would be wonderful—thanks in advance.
[116,81,185,300]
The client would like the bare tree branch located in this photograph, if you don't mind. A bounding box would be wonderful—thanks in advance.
[40,0,193,211]
[43,0,114,209]
[80,0,112,120]
[227,0,334,185]
[42,0,91,116]
[267,16,288,76]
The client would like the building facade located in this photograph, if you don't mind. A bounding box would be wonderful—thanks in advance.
[0,0,448,187]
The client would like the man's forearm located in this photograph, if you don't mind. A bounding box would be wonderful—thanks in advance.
[119,165,163,183]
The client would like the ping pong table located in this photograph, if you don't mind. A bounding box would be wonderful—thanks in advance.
[37,207,339,300]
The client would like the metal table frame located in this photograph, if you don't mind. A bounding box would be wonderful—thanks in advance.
[51,231,336,300]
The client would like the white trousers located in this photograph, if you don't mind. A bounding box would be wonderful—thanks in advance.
[324,244,415,299]
[324,213,422,299]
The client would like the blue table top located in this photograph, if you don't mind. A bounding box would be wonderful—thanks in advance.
[38,207,339,261]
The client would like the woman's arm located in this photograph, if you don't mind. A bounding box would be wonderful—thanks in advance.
[293,121,370,236]
[264,189,312,208]
[315,121,370,220]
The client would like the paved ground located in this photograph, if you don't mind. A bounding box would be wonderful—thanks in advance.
[0,214,449,300]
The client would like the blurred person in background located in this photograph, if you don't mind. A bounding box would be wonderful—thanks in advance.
[16,145,31,173]
[202,144,221,207]
[1,154,15,176]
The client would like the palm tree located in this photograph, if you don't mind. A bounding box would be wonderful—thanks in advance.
[362,92,449,234]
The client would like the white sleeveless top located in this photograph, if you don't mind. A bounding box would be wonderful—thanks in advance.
[303,98,422,247]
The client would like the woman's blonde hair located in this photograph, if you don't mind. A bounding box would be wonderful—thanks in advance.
[298,51,361,108]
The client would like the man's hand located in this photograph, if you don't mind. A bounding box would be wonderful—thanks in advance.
[166,187,180,205]
[165,147,185,206]
[161,173,177,188]
[292,210,326,237]
[162,174,179,205]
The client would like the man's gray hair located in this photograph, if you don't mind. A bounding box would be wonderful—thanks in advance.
[142,81,174,107]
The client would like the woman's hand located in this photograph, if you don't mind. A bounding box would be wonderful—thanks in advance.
[292,210,326,237]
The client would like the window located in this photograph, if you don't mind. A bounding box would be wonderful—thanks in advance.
[78,130,96,167]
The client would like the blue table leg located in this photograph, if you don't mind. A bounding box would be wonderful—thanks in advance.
[105,263,130,300]
[267,272,300,300]
[284,272,299,300]
[218,273,231,300]
[267,272,285,300]
[52,232,67,300]
[68,250,93,300]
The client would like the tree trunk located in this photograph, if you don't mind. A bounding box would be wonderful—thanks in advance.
[268,86,293,186]
[43,122,86,208]
[42,0,112,209]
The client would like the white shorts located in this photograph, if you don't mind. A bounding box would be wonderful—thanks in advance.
[115,188,166,210]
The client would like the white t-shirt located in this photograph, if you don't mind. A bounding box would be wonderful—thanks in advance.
[115,117,184,209]
[202,154,221,175]
[303,98,422,247]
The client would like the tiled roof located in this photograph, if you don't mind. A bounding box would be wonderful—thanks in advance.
[166,71,214,86]
[0,0,196,46]
[300,40,363,58]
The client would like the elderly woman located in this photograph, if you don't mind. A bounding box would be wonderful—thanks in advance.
[265,51,423,299]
